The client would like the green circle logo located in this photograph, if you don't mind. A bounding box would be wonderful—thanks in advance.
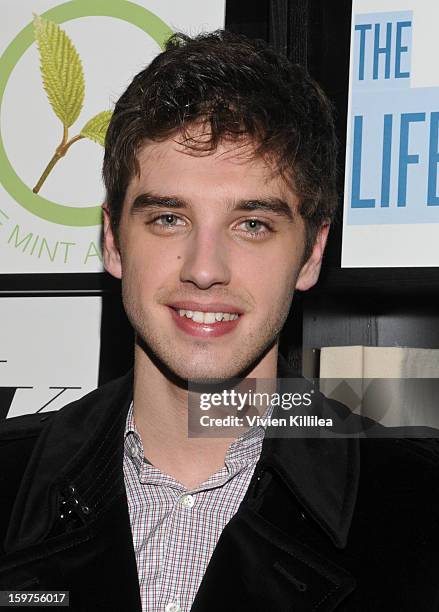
[0,0,172,227]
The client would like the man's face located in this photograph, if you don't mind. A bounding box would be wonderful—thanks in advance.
[104,132,328,382]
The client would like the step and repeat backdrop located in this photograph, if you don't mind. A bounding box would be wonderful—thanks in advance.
[342,0,439,267]
[0,0,226,417]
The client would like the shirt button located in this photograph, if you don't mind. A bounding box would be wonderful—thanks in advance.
[180,494,195,508]
[165,603,180,612]
[129,445,137,458]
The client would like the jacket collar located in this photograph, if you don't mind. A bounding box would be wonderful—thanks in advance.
[3,354,359,555]
[262,355,360,549]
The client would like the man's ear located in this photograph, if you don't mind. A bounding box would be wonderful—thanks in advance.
[102,205,122,279]
[295,222,330,291]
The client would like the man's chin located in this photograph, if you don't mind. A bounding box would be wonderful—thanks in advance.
[170,362,249,385]
[163,347,274,385]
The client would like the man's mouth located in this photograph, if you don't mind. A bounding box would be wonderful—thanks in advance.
[167,302,243,337]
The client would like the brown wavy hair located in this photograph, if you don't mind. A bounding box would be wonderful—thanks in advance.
[103,30,338,259]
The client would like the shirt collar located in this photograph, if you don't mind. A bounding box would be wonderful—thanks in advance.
[124,400,271,478]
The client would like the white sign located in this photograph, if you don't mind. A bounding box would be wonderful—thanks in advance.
[0,296,101,417]
[0,0,226,273]
[342,0,439,267]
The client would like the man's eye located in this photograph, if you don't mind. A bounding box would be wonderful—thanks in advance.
[238,219,272,237]
[152,214,184,227]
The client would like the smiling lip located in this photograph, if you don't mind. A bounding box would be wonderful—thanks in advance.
[167,303,242,338]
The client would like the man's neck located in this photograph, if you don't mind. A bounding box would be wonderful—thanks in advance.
[132,344,278,489]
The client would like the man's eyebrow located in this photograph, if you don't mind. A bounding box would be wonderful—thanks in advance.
[130,193,295,221]
[130,193,188,212]
[232,198,295,221]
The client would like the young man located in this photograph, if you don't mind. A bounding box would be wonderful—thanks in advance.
[1,31,439,612]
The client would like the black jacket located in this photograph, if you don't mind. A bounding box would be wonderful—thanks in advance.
[1,358,439,611]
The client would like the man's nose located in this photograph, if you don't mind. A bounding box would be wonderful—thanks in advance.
[179,227,231,289]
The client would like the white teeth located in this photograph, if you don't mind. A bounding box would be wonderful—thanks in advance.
[203,312,217,324]
[176,309,240,323]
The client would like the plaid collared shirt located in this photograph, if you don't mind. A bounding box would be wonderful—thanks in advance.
[123,401,270,612]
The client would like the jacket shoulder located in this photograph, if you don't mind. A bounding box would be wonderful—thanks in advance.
[0,372,132,552]
[0,411,56,442]
[0,370,132,443]
[0,371,132,484]
[360,436,439,474]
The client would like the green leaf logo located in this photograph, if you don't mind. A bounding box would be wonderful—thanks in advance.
[80,111,113,146]
[32,14,112,194]
[33,13,85,128]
